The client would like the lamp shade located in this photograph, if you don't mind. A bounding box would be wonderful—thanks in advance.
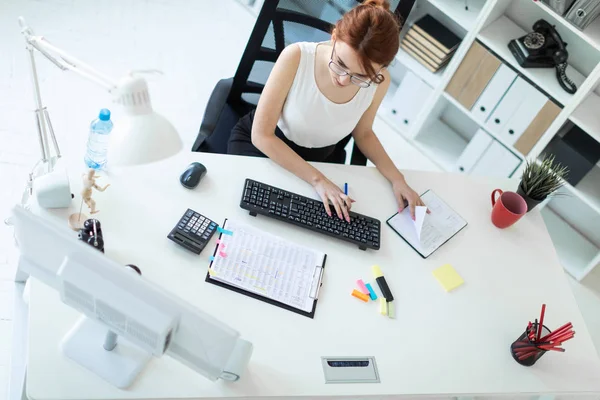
[107,74,182,167]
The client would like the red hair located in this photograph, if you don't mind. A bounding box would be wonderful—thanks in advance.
[334,0,401,84]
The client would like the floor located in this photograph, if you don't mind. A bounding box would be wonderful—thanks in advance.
[1,1,600,399]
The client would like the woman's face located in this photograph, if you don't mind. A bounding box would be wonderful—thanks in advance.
[328,40,382,88]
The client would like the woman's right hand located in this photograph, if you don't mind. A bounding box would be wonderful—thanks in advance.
[312,176,354,223]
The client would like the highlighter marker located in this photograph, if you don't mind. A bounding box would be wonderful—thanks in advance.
[351,289,369,302]
[372,265,394,302]
[356,279,370,295]
[379,298,388,315]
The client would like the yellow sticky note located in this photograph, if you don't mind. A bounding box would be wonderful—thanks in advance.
[208,268,218,277]
[432,264,464,292]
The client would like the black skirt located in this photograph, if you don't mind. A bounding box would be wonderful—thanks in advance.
[227,109,338,162]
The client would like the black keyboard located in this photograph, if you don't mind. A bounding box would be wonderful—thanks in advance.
[239,179,380,250]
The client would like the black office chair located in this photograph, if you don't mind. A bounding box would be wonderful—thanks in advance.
[192,0,415,165]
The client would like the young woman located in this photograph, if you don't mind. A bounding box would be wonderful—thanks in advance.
[228,0,425,222]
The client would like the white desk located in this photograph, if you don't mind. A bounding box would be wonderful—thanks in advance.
[26,153,600,399]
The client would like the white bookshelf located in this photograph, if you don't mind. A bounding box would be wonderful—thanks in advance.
[377,0,600,280]
[395,47,443,88]
[428,0,485,31]
[541,206,600,281]
[570,92,600,144]
[570,164,600,215]
[442,91,525,158]
[415,118,468,171]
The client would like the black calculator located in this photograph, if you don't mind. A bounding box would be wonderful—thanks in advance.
[167,209,218,254]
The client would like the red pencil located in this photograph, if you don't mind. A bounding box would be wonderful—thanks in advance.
[551,332,575,343]
[538,346,565,352]
[540,322,572,342]
[546,328,574,342]
[518,351,537,360]
[537,304,546,341]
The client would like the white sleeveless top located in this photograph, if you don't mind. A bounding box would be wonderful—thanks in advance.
[277,42,378,148]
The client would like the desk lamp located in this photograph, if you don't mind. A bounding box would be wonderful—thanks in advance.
[18,17,183,208]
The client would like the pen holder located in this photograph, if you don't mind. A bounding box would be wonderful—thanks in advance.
[510,323,551,366]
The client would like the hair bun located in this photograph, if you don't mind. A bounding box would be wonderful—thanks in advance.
[363,0,391,11]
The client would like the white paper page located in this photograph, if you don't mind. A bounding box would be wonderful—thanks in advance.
[413,206,428,241]
[209,220,325,313]
[388,191,467,257]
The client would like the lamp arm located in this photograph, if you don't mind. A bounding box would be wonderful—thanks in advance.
[19,17,118,92]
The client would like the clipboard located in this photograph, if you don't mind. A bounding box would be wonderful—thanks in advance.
[386,190,467,259]
[205,219,326,319]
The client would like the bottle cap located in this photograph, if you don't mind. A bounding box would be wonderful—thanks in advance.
[98,108,111,121]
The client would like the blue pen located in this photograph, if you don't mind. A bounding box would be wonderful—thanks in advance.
[344,182,348,196]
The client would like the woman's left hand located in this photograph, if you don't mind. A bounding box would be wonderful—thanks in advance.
[392,179,425,220]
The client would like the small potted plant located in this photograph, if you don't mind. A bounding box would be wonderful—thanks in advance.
[517,154,569,212]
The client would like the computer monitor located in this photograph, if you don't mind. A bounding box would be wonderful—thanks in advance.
[11,205,253,389]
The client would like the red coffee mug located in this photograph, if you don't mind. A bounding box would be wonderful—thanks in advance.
[491,189,527,229]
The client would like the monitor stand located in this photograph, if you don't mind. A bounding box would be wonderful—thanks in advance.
[61,316,151,389]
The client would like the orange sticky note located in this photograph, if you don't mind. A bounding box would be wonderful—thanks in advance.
[351,289,369,302]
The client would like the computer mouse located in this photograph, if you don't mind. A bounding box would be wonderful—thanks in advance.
[180,162,207,189]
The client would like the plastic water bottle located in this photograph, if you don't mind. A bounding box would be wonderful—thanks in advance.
[84,108,113,170]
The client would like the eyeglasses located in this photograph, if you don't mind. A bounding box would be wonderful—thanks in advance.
[328,41,375,88]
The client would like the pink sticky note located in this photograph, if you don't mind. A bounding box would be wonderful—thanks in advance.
[219,243,226,250]
[216,239,222,244]
[356,279,369,295]
[219,251,227,258]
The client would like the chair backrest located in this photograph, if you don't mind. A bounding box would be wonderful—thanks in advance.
[228,0,415,107]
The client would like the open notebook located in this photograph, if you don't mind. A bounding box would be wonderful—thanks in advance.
[387,190,467,258]
[205,219,326,318]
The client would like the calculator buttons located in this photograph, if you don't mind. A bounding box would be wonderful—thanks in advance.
[168,209,219,255]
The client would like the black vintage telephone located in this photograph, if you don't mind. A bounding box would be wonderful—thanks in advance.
[508,19,577,94]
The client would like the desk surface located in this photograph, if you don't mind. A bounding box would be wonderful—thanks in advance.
[27,152,600,399]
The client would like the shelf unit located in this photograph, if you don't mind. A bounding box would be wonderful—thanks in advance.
[428,0,486,31]
[477,15,586,106]
[394,47,444,88]
[533,0,600,52]
[541,206,600,281]
[415,118,468,171]
[442,91,525,160]
[570,91,600,144]
[377,0,600,280]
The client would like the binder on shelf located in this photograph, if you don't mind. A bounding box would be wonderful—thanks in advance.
[446,41,501,110]
[498,88,548,146]
[471,65,518,123]
[411,15,461,55]
[565,0,600,30]
[470,140,522,178]
[545,0,577,15]
[455,129,493,174]
[459,55,502,110]
[485,77,532,135]
[387,71,432,128]
[514,100,562,155]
